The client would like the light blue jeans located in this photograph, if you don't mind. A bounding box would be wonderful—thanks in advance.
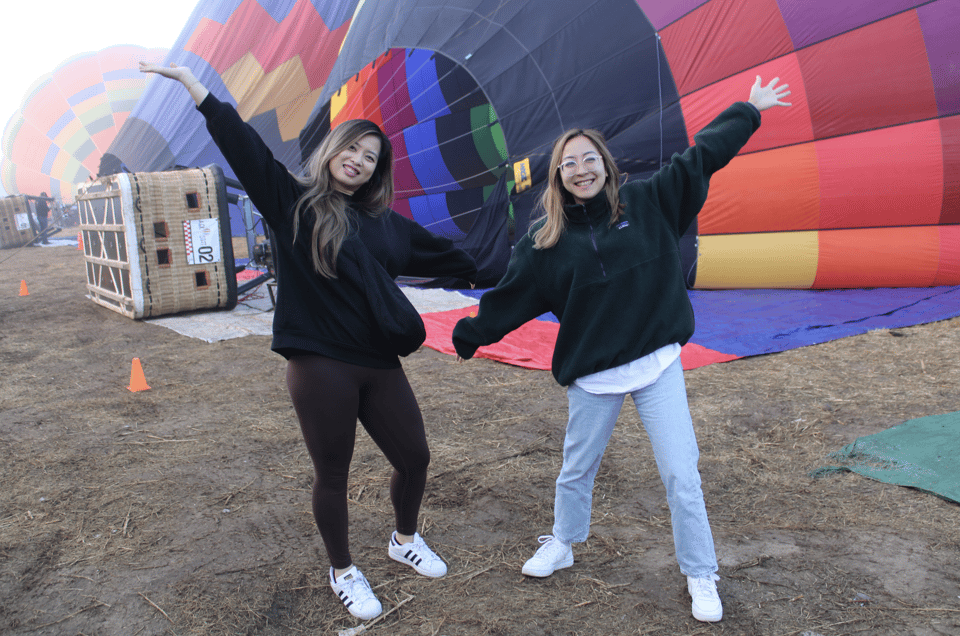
[552,358,718,578]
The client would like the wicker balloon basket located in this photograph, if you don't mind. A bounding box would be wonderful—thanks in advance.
[76,165,237,319]
[0,195,38,248]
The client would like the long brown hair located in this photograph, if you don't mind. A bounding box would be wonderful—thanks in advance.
[292,119,394,278]
[532,128,623,250]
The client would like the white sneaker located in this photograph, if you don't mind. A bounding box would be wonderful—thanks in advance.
[330,566,382,620]
[388,532,448,577]
[521,535,573,577]
[687,574,723,622]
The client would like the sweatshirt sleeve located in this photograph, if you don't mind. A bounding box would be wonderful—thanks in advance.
[197,93,302,228]
[640,101,760,237]
[402,219,478,284]
[452,238,548,359]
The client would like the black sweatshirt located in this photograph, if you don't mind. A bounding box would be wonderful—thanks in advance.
[198,94,477,368]
[453,102,761,385]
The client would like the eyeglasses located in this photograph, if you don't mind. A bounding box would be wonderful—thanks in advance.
[558,154,603,176]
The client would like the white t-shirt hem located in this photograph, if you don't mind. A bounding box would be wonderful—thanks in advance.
[573,343,681,395]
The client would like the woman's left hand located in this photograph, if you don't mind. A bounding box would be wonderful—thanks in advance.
[139,61,192,83]
[748,76,791,111]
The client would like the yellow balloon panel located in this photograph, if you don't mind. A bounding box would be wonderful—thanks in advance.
[695,232,819,289]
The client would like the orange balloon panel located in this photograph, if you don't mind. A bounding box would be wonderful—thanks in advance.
[698,143,820,235]
[814,226,943,288]
[934,225,960,286]
[331,62,381,128]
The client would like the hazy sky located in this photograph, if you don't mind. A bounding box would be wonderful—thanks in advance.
[1,0,200,196]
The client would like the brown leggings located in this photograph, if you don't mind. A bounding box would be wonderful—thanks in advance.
[286,355,429,569]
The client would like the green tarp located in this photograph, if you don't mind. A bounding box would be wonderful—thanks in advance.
[813,411,960,503]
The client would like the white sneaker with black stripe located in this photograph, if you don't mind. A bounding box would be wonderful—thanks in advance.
[388,531,448,577]
[329,565,382,620]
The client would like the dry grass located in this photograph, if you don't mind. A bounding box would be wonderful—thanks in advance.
[1,241,958,635]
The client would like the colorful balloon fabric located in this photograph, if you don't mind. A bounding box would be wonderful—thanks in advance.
[638,0,960,289]
[1,45,167,203]
[302,48,510,242]
[101,0,359,237]
[104,0,959,289]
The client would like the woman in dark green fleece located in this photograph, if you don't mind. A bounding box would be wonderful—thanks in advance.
[453,76,791,623]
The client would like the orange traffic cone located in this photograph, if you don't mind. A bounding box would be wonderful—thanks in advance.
[19,280,29,296]
[77,232,83,251]
[127,358,151,392]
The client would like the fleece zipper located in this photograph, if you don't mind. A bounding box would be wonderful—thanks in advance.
[588,222,607,278]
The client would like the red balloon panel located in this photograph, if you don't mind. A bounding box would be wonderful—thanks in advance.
[797,12,939,140]
[658,0,792,97]
[941,113,960,224]
[816,120,943,230]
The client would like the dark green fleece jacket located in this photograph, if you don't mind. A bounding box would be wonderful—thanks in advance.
[453,101,761,385]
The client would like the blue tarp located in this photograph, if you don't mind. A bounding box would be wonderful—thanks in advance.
[457,285,960,361]
[687,286,960,357]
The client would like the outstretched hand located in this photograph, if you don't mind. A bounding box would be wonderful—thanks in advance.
[139,62,208,105]
[748,76,791,111]
[139,61,191,82]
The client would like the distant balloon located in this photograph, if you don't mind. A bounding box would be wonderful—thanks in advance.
[105,0,960,289]
[1,45,167,203]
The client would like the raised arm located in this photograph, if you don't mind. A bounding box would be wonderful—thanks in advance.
[138,61,301,228]
[636,75,792,235]
[139,62,210,105]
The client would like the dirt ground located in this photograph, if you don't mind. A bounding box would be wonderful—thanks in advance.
[2,239,959,636]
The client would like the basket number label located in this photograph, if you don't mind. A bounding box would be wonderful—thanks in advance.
[183,218,222,265]
[15,213,31,231]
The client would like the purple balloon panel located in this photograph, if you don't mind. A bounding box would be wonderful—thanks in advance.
[918,0,960,116]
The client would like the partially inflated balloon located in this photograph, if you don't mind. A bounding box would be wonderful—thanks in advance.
[102,0,360,238]
[104,0,959,289]
[1,45,166,202]
[637,0,960,288]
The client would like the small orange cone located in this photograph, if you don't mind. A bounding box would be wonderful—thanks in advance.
[127,358,151,392]
[19,280,29,296]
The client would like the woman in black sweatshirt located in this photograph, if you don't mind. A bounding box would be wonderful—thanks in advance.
[141,61,477,622]
[454,76,791,624]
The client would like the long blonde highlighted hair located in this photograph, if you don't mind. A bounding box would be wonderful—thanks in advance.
[533,128,623,250]
[292,119,394,278]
